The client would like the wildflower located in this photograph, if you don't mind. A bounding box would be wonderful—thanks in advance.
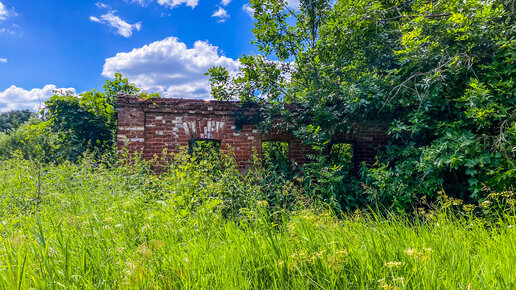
[463,204,476,212]
[379,285,402,290]
[48,247,57,257]
[148,239,164,250]
[122,200,135,210]
[141,224,152,232]
[10,234,27,248]
[404,248,427,259]
[384,261,405,268]
[452,199,463,206]
[123,261,147,285]
[275,259,285,267]
[135,244,152,258]
[239,207,251,215]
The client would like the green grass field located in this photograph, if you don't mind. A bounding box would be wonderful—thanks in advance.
[0,156,515,289]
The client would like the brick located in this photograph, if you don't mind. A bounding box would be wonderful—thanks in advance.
[117,94,389,172]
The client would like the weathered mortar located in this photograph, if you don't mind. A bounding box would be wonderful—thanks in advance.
[117,94,389,170]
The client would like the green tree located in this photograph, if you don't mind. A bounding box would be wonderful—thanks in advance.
[0,109,34,132]
[43,73,160,160]
[208,0,516,210]
[0,117,61,161]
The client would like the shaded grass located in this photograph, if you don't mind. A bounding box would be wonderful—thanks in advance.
[0,157,515,289]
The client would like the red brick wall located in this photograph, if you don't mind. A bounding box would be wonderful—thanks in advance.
[117,94,389,170]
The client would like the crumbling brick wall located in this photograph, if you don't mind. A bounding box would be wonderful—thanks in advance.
[117,95,389,170]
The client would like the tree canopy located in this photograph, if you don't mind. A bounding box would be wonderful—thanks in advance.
[0,109,34,132]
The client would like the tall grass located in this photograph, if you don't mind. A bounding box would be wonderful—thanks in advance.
[0,153,515,289]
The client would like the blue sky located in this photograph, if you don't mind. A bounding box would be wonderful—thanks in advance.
[0,0,298,112]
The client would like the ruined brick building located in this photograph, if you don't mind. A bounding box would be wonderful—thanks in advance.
[117,94,389,171]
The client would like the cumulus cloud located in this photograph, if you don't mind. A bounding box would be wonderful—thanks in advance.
[0,85,76,113]
[90,11,142,38]
[102,37,239,99]
[158,0,198,8]
[130,0,198,9]
[0,2,8,21]
[220,0,231,6]
[212,7,230,23]
[242,4,253,17]
[0,58,6,63]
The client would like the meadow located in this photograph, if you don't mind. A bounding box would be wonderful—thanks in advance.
[0,152,514,289]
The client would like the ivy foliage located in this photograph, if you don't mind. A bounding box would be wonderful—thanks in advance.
[207,0,516,210]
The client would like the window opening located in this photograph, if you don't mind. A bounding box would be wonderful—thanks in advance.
[329,143,354,171]
[188,139,220,163]
[262,140,290,173]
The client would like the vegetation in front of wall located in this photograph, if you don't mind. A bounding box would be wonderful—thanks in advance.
[0,152,515,288]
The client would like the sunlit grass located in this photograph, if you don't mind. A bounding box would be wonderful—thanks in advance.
[0,156,515,289]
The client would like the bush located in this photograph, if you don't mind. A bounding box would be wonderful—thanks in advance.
[0,117,62,162]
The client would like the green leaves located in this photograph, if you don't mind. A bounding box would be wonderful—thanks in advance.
[206,0,516,209]
[41,73,160,161]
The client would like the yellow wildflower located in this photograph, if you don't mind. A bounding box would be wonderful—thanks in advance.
[384,261,405,268]
[404,248,427,259]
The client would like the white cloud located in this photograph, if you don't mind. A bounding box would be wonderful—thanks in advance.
[90,16,101,23]
[242,4,253,17]
[95,2,109,9]
[1,23,20,36]
[131,0,198,9]
[158,0,198,8]
[0,27,14,35]
[221,0,231,6]
[129,0,151,6]
[0,58,6,63]
[212,7,229,23]
[90,11,141,38]
[0,2,8,21]
[102,37,239,99]
[0,85,76,113]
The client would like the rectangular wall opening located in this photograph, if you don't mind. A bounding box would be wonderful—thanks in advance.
[329,142,354,171]
[262,140,290,172]
[188,139,221,162]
